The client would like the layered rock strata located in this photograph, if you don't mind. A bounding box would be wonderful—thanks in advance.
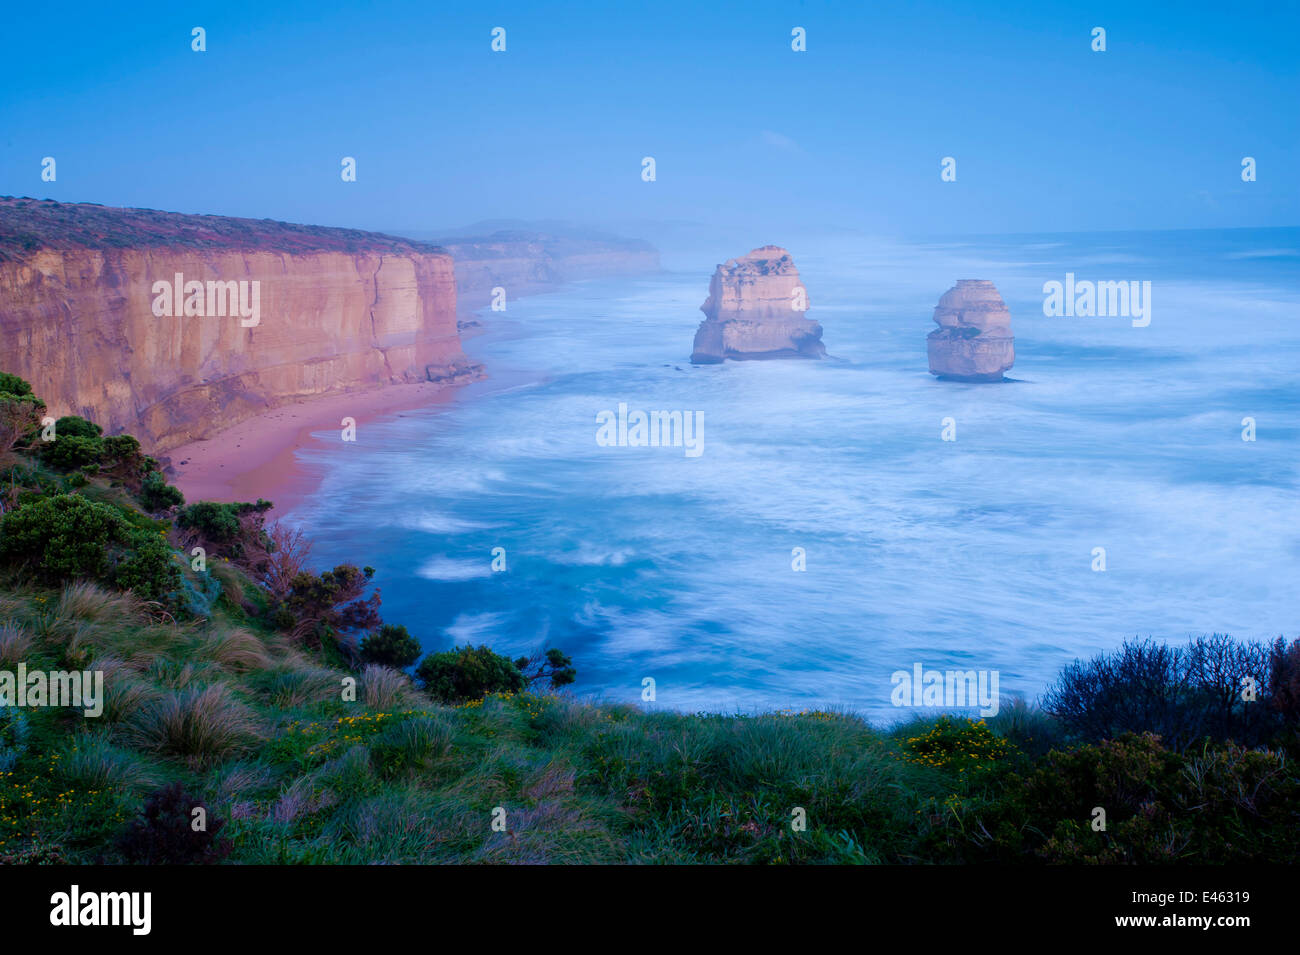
[926,279,1014,381]
[690,246,824,363]
[0,197,479,452]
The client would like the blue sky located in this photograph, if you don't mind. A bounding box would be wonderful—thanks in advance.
[1,0,1296,236]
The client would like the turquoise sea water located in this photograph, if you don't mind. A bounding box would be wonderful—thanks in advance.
[286,228,1300,720]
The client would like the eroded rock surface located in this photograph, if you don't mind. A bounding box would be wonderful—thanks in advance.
[926,279,1014,381]
[691,246,824,363]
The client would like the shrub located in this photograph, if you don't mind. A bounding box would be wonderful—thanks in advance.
[1044,635,1280,750]
[0,372,37,399]
[51,415,102,440]
[360,623,422,668]
[899,716,1015,774]
[111,534,182,602]
[138,471,184,511]
[0,493,126,580]
[516,647,577,690]
[37,416,105,471]
[276,564,380,647]
[0,493,182,601]
[40,434,104,471]
[417,644,527,703]
[176,499,272,557]
[0,373,44,455]
[176,501,241,546]
[101,434,157,490]
[940,733,1300,864]
[116,783,231,864]
[1268,637,1300,724]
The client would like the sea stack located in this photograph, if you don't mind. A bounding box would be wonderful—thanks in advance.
[690,246,825,363]
[926,280,1014,381]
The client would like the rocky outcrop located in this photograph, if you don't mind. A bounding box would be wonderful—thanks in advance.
[0,197,480,452]
[926,280,1014,381]
[690,246,824,363]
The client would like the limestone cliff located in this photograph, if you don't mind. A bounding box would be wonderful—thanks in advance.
[690,246,825,363]
[0,197,479,452]
[926,279,1014,382]
[434,229,661,314]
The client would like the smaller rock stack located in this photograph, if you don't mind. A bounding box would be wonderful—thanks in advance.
[690,246,825,363]
[926,280,1015,382]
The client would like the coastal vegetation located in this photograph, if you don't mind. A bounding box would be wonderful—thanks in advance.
[0,373,1296,864]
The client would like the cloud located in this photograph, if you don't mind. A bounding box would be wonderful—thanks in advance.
[759,130,804,154]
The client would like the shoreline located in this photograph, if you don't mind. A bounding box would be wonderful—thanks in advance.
[166,377,472,516]
[166,319,542,516]
[165,272,632,516]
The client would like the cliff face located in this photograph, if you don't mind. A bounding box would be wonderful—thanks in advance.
[0,198,479,452]
[690,246,825,363]
[926,280,1014,382]
[437,229,660,314]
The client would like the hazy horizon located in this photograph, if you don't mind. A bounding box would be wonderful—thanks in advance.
[2,0,1296,239]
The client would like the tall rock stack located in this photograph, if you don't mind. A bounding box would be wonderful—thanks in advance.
[690,246,825,363]
[926,279,1014,381]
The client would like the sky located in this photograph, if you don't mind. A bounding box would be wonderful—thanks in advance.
[1,0,1296,238]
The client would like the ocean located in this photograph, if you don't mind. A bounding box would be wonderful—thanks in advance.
[285,228,1300,721]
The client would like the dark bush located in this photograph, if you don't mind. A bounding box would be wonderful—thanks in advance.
[117,783,231,864]
[0,493,180,600]
[39,415,106,469]
[111,534,182,602]
[0,373,45,455]
[176,499,272,556]
[1043,635,1280,750]
[938,733,1300,864]
[139,471,184,511]
[41,434,104,471]
[102,433,157,489]
[0,372,37,399]
[0,493,125,580]
[51,415,102,440]
[277,564,380,647]
[417,644,527,703]
[1268,637,1300,724]
[515,647,577,690]
[360,623,422,668]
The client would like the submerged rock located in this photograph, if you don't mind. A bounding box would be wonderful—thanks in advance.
[690,246,825,363]
[926,279,1014,381]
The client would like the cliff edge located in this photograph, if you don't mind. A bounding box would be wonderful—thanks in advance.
[0,197,480,452]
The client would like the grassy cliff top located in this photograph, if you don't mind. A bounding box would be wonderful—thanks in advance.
[0,197,448,259]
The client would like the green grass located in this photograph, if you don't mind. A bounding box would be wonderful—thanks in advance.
[1,426,1295,864]
[0,580,957,863]
[0,578,1296,864]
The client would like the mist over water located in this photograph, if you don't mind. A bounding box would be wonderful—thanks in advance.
[288,229,1300,721]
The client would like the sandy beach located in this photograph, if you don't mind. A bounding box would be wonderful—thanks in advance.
[164,322,541,515]
[166,379,469,515]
